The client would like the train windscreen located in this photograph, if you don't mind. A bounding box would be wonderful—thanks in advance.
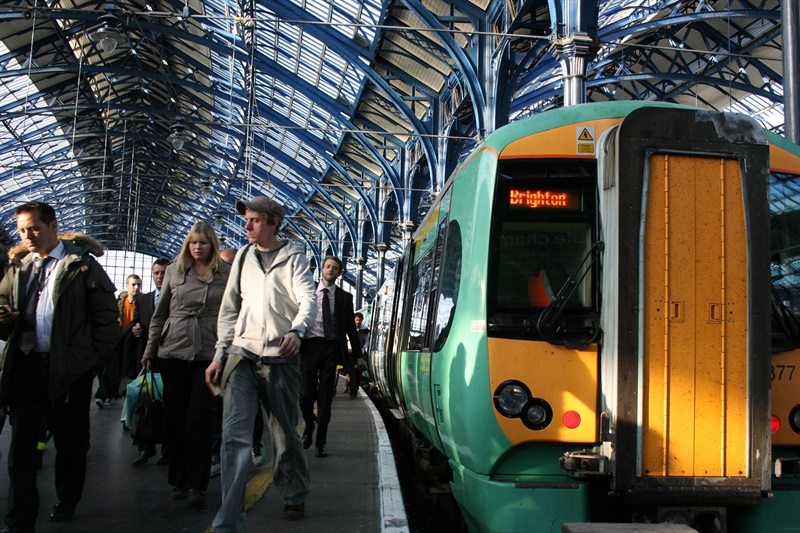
[488,159,598,341]
[771,170,800,351]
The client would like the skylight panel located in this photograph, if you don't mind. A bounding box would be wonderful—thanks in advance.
[304,1,333,24]
[0,41,79,199]
[598,0,662,29]
[294,0,381,44]
[275,45,300,75]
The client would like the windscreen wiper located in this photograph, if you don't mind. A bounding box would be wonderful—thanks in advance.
[537,241,604,348]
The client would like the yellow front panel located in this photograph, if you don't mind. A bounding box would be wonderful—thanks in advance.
[501,119,622,159]
[643,155,748,478]
[488,338,598,444]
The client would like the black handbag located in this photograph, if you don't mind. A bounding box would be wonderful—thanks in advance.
[131,400,169,445]
[130,370,169,446]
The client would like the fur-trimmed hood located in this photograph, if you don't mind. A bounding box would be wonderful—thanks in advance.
[7,232,105,263]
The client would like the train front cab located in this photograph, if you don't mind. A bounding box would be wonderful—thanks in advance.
[480,106,797,532]
[739,136,800,532]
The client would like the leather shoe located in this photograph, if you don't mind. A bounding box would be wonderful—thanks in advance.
[283,503,305,520]
[315,446,327,458]
[48,501,76,521]
[187,489,206,509]
[132,447,156,466]
[302,432,312,450]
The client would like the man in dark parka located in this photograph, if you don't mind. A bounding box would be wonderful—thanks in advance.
[0,201,118,533]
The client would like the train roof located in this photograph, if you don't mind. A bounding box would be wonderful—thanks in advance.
[476,101,800,161]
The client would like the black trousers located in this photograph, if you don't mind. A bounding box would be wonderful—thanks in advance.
[347,368,362,394]
[6,352,93,530]
[299,338,339,448]
[157,358,215,492]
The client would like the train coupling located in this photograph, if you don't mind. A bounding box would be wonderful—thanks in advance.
[560,450,611,476]
[774,456,800,478]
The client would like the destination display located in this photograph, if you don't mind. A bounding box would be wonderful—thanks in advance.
[509,189,582,210]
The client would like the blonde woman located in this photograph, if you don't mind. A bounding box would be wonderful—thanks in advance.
[143,221,230,509]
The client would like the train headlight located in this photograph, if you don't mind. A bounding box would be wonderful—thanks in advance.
[791,405,800,435]
[522,398,553,430]
[493,381,530,417]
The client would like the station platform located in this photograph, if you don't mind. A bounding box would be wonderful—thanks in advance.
[0,384,408,533]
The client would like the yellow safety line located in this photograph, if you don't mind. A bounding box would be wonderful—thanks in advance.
[244,459,275,509]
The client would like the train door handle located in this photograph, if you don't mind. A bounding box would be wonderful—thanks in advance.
[669,300,684,322]
[708,302,722,324]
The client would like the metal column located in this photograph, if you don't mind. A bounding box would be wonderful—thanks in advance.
[784,0,800,144]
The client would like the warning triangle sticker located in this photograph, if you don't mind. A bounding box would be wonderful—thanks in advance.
[578,128,594,141]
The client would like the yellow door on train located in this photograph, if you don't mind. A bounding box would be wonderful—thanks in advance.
[642,154,748,478]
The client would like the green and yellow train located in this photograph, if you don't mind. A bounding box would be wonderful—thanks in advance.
[368,101,800,532]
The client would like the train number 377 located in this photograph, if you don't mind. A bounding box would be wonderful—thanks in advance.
[771,365,796,381]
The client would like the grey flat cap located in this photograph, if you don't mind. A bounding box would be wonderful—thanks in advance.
[236,196,284,226]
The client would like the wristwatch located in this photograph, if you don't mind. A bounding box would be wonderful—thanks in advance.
[289,329,304,340]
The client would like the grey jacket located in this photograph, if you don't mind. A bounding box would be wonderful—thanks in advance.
[143,261,230,362]
[214,242,316,385]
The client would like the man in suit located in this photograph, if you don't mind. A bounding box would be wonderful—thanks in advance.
[95,274,142,408]
[129,257,169,465]
[299,255,361,458]
[0,201,118,532]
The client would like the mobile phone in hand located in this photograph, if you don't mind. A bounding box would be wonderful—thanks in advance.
[207,381,222,396]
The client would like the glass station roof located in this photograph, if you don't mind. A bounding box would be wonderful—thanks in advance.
[0,0,795,297]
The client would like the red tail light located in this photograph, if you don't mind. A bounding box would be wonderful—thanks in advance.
[563,410,581,429]
[771,414,781,433]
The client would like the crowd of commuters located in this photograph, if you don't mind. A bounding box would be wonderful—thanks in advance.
[0,197,369,533]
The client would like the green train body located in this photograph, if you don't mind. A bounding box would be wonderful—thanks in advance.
[368,101,800,532]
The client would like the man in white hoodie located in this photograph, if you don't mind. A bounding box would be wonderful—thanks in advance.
[205,196,316,531]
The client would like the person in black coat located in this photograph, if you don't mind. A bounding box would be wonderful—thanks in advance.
[129,257,169,465]
[299,256,361,458]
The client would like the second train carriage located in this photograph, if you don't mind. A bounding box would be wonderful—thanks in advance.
[368,101,800,532]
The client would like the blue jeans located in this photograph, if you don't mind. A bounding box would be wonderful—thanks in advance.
[212,359,309,532]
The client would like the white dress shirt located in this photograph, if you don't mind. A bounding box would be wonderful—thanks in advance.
[31,240,65,353]
[308,281,336,339]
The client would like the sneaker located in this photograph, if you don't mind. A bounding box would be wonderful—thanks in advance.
[171,486,188,500]
[104,398,113,407]
[251,441,266,466]
[283,503,305,520]
[187,489,206,509]
[95,398,104,409]
[209,461,221,477]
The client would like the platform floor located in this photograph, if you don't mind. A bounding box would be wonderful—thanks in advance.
[0,382,408,533]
